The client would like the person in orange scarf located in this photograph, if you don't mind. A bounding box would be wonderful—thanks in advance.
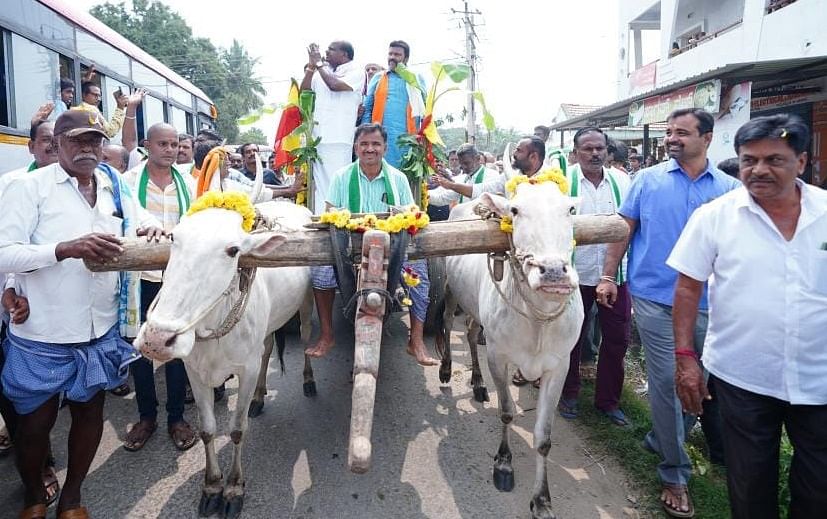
[360,40,426,168]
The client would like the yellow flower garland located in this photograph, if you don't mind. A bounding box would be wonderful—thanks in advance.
[319,205,430,235]
[499,167,569,234]
[187,191,257,232]
[420,181,429,212]
[504,167,569,198]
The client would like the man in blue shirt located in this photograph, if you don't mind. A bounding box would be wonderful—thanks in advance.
[596,108,739,518]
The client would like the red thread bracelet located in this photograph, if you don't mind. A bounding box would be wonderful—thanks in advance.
[674,348,698,360]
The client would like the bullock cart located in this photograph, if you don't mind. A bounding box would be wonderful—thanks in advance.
[86,213,627,475]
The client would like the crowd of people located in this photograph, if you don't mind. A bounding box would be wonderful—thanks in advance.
[0,36,824,519]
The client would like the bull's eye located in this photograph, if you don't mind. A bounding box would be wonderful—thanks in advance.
[510,206,519,216]
[569,205,576,215]
[226,246,240,258]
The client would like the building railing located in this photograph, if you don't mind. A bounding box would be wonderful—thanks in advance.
[766,0,798,14]
[669,19,744,57]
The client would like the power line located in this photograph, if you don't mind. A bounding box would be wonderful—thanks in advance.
[451,1,482,143]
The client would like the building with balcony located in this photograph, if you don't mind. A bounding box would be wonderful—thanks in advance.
[551,0,827,185]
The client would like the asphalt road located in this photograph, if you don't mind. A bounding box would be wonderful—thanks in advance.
[0,303,640,518]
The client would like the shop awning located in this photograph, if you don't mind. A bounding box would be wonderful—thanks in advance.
[551,56,827,130]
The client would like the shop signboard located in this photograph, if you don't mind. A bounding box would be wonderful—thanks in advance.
[628,79,721,125]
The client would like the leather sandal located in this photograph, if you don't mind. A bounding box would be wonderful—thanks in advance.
[661,483,694,518]
[18,504,47,519]
[168,420,198,451]
[57,506,89,519]
[123,419,157,452]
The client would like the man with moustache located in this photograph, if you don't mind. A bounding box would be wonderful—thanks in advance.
[121,123,198,453]
[0,110,161,519]
[598,108,738,517]
[0,121,58,193]
[176,133,195,176]
[670,114,827,519]
[306,124,438,366]
[361,40,426,168]
[302,40,365,214]
[557,128,632,426]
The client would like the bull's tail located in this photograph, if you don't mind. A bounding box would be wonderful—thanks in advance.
[275,327,287,374]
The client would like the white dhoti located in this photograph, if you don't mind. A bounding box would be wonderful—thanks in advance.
[313,143,353,214]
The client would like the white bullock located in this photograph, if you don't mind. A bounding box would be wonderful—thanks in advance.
[445,181,584,519]
[134,200,311,519]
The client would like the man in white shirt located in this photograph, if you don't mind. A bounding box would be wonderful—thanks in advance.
[301,40,365,214]
[557,128,632,427]
[176,133,195,176]
[428,143,500,206]
[669,114,827,518]
[0,110,162,518]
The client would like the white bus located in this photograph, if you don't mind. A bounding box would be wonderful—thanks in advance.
[0,0,215,168]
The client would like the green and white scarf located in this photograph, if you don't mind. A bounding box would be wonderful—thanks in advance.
[347,160,398,213]
[568,167,626,284]
[137,164,191,215]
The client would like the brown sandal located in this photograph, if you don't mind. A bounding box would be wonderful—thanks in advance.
[123,420,157,452]
[168,420,198,451]
[18,504,47,519]
[43,465,60,506]
[57,506,89,519]
[660,483,695,518]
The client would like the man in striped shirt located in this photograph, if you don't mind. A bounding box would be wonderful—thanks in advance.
[121,123,198,453]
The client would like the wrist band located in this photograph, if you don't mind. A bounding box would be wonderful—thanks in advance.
[125,115,136,120]
[675,348,698,360]
[599,275,617,285]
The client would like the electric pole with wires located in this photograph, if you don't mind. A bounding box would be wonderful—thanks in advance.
[452,1,482,144]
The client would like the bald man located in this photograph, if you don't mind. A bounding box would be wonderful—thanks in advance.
[121,123,198,452]
[102,143,129,173]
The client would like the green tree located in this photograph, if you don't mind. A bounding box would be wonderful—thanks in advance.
[237,127,268,145]
[89,0,263,142]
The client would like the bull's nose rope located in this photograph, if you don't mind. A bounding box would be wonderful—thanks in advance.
[146,267,257,340]
[486,235,571,323]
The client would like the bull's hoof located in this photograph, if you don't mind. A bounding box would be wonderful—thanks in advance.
[438,360,452,383]
[247,400,264,418]
[473,385,490,402]
[222,495,244,519]
[492,466,515,492]
[303,380,317,397]
[530,496,556,519]
[198,490,223,517]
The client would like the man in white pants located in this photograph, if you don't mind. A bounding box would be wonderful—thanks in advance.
[301,40,365,214]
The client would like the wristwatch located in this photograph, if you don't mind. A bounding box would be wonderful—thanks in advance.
[315,60,324,69]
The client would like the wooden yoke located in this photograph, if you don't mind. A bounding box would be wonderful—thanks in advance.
[85,215,629,272]
[348,230,389,474]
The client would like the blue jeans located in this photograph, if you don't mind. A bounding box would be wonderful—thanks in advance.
[132,280,186,425]
[632,296,708,485]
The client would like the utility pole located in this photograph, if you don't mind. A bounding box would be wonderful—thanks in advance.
[452,1,481,144]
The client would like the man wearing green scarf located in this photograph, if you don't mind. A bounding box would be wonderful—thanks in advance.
[122,123,198,453]
[307,123,438,366]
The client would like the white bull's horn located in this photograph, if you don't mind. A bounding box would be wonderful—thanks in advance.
[502,142,517,180]
[250,150,264,204]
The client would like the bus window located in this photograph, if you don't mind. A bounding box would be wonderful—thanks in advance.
[170,105,187,134]
[0,32,8,127]
[75,30,130,78]
[143,94,165,127]
[10,34,59,130]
